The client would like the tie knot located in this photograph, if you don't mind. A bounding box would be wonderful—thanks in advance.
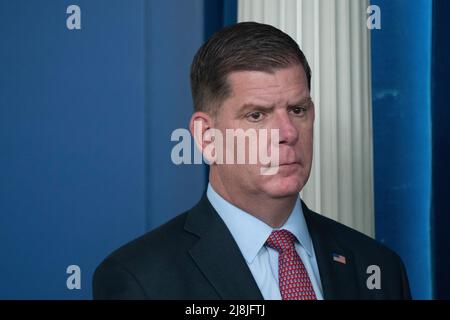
[265,229,297,253]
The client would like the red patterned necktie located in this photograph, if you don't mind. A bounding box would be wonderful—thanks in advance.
[265,229,317,300]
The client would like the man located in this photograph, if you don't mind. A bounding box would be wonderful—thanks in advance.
[93,22,411,300]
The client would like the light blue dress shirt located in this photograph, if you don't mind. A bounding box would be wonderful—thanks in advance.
[206,183,324,300]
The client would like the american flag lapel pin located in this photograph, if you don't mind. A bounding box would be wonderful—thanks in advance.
[332,253,347,264]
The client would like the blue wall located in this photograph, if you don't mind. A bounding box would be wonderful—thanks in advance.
[0,0,213,299]
[371,0,433,299]
[145,0,206,230]
[431,0,450,300]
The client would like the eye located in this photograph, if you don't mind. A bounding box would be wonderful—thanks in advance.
[246,111,265,122]
[289,106,307,117]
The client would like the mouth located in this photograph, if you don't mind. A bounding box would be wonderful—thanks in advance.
[264,161,301,168]
[259,161,301,176]
[279,161,301,167]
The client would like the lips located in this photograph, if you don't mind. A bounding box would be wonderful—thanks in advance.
[265,161,301,168]
[280,161,299,166]
[279,160,301,166]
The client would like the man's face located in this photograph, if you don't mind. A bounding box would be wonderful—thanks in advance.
[211,64,314,199]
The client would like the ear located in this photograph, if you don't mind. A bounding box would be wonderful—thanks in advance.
[189,111,214,160]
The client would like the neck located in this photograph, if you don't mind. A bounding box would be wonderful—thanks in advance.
[209,172,298,228]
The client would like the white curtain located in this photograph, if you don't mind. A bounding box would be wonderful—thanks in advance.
[238,0,374,237]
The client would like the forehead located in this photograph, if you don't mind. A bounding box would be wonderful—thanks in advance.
[225,64,309,104]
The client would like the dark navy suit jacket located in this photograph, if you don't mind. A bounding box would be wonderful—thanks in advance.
[93,193,411,299]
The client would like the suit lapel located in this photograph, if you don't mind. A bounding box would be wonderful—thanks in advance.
[302,201,360,299]
[184,194,264,300]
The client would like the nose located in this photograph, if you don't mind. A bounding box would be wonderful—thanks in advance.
[274,111,299,146]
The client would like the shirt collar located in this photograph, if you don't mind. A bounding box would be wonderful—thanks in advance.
[206,183,314,264]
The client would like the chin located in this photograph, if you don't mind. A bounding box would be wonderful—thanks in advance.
[262,177,305,198]
[258,163,311,197]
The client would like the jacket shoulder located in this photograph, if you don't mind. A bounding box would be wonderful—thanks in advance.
[305,206,404,264]
[93,209,200,299]
[97,210,196,272]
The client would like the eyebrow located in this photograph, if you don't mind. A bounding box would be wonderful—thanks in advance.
[238,103,275,115]
[237,97,312,115]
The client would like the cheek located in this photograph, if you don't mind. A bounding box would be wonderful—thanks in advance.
[301,125,314,144]
[296,129,314,161]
